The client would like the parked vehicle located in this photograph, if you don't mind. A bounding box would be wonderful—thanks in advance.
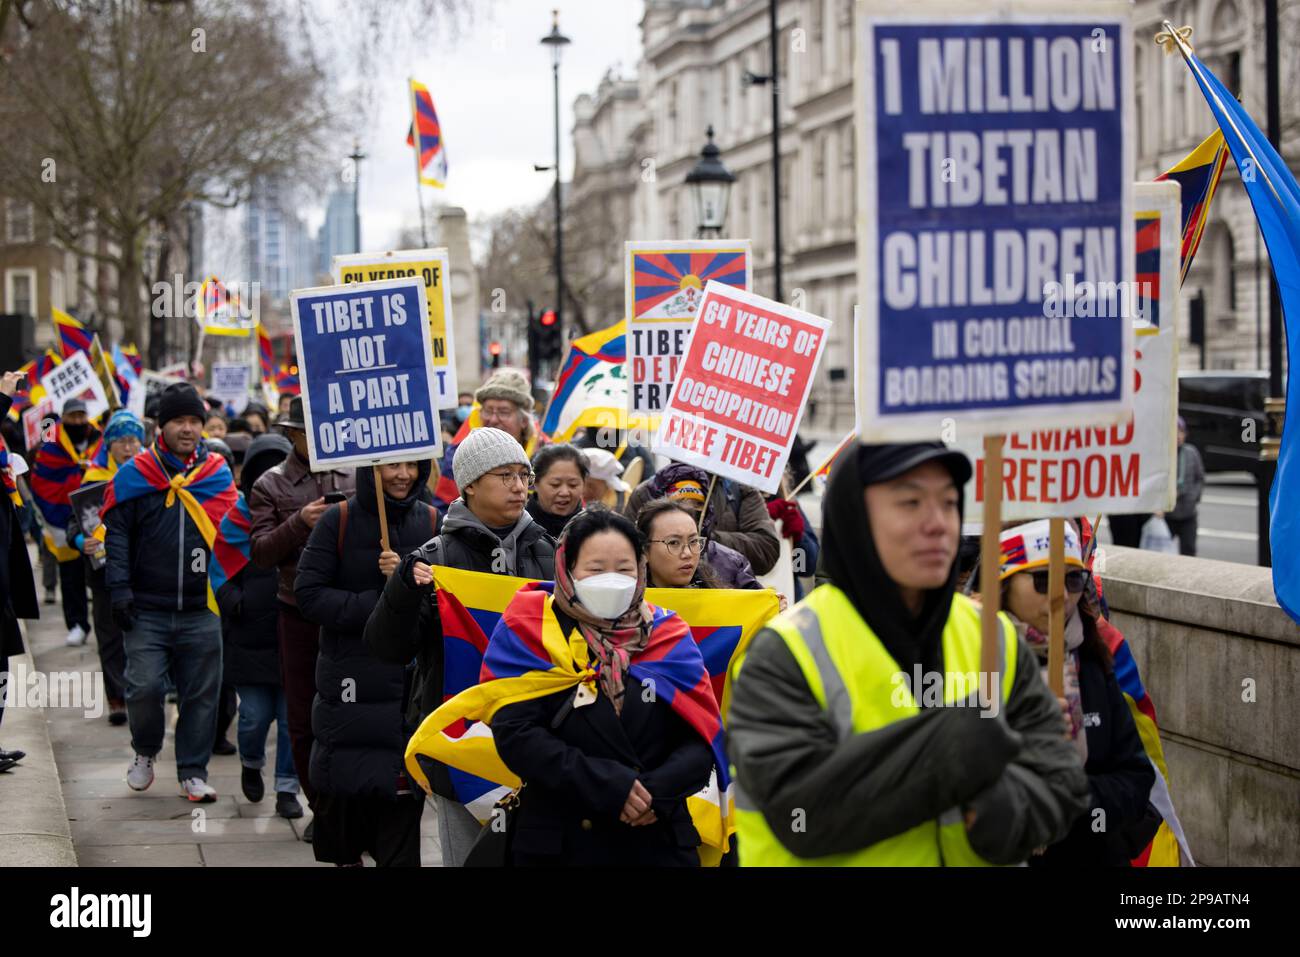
[1177,371,1269,479]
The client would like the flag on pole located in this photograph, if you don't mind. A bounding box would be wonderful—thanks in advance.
[120,344,143,377]
[406,79,448,188]
[257,324,276,385]
[52,308,92,358]
[1169,33,1300,623]
[1155,129,1230,284]
[541,320,642,442]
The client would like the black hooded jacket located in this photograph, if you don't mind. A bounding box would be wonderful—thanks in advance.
[217,435,290,687]
[294,460,437,798]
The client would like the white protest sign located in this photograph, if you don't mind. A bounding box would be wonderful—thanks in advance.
[957,181,1181,519]
[855,1,1135,440]
[209,363,252,412]
[625,240,752,416]
[653,282,830,495]
[291,276,440,470]
[40,351,110,420]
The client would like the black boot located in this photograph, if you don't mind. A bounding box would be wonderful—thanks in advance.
[241,765,264,803]
[302,819,314,843]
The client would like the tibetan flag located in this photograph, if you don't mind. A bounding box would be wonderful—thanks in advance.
[31,422,94,560]
[112,343,139,406]
[257,324,276,385]
[1155,129,1229,285]
[275,367,300,396]
[102,443,237,614]
[407,79,448,188]
[542,320,651,442]
[814,430,857,480]
[209,492,253,598]
[120,344,143,377]
[1078,521,1192,866]
[53,308,92,358]
[407,566,777,854]
[1175,50,1300,624]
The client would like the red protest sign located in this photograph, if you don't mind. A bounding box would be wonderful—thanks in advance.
[653,281,829,494]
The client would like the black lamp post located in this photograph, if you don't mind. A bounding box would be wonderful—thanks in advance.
[347,140,366,253]
[685,126,735,238]
[540,10,571,344]
[741,0,783,301]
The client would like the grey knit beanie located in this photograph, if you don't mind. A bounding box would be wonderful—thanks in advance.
[474,370,534,413]
[453,426,530,489]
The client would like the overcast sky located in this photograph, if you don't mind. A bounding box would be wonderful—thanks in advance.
[340,0,645,247]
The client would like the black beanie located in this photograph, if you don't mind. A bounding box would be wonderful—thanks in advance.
[158,383,207,427]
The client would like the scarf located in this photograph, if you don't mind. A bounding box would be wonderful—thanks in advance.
[102,439,237,614]
[550,538,652,715]
[1022,611,1088,764]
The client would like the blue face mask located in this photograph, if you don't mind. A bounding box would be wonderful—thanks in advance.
[456,404,471,423]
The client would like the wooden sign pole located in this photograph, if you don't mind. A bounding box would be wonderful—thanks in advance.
[374,464,391,552]
[1047,517,1066,696]
[979,435,1004,694]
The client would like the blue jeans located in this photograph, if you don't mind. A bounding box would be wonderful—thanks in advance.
[123,608,222,781]
[235,683,299,794]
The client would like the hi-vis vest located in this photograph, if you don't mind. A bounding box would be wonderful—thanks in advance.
[732,584,1018,867]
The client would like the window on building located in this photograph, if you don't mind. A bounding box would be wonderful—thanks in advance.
[5,269,36,317]
[5,199,34,244]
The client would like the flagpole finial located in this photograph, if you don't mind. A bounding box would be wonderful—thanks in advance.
[1155,23,1194,56]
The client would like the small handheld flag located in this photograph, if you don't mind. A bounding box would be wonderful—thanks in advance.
[1155,129,1229,284]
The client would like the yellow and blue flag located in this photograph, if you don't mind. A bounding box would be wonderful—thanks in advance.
[53,308,92,359]
[1155,129,1229,284]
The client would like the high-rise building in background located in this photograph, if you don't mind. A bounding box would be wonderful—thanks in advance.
[317,188,357,280]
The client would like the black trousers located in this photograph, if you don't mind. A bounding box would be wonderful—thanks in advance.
[90,580,126,702]
[1107,513,1150,549]
[58,558,90,632]
[1165,514,1198,556]
[311,793,424,867]
[215,683,237,742]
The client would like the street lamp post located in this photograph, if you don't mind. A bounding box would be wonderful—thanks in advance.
[685,127,736,238]
[742,0,784,302]
[541,10,571,345]
[348,140,366,253]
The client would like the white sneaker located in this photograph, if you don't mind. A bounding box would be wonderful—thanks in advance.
[64,624,87,646]
[180,777,217,803]
[127,754,154,791]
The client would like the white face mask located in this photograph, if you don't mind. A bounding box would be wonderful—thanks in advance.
[572,572,639,620]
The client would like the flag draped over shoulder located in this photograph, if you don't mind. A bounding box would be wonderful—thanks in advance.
[1155,128,1229,284]
[53,308,92,358]
[102,444,237,614]
[407,79,448,188]
[541,320,646,442]
[31,424,93,560]
[1173,45,1300,623]
[209,493,253,597]
[405,567,778,854]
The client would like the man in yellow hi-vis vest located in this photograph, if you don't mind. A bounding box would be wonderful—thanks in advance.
[727,443,1088,866]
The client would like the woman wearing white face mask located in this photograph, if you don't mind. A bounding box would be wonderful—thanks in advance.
[482,506,719,866]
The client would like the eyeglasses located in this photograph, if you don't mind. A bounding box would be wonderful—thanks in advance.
[485,468,535,490]
[649,535,706,556]
[1029,569,1090,595]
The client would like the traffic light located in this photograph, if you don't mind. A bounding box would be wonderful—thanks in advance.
[489,340,502,369]
[536,308,563,363]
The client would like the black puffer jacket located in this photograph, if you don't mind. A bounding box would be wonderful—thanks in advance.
[364,498,555,798]
[295,461,437,798]
[218,435,291,687]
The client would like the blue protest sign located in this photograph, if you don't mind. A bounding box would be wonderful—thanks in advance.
[290,276,441,469]
[855,3,1134,440]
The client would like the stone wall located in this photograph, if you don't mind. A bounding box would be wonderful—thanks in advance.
[1099,546,1300,866]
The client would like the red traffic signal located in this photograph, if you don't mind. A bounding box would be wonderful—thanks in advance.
[488,341,502,356]
[539,309,557,327]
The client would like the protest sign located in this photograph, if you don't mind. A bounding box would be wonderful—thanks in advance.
[141,370,184,410]
[22,397,54,451]
[40,350,110,421]
[69,481,108,570]
[209,363,252,412]
[855,2,1135,440]
[958,181,1180,519]
[333,248,458,409]
[653,282,829,495]
[625,240,751,417]
[87,336,121,412]
[291,276,440,470]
